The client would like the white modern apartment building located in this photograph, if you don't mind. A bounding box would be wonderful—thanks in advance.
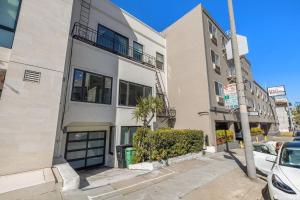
[0,0,172,179]
[54,0,171,170]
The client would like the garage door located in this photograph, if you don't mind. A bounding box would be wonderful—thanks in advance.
[65,131,106,170]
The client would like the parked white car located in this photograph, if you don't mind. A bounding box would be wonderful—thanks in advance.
[254,142,300,200]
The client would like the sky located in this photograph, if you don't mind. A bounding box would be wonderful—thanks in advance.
[111,0,300,105]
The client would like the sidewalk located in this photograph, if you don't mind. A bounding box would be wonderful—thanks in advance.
[62,149,269,200]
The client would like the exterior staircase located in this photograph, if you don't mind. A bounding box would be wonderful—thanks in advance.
[154,67,176,128]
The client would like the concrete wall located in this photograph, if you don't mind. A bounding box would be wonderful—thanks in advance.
[276,106,290,132]
[0,0,73,175]
[164,5,212,141]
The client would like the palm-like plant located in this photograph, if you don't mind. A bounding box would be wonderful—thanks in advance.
[133,96,164,128]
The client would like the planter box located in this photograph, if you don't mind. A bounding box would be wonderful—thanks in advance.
[251,134,264,142]
[128,152,203,171]
[216,141,239,152]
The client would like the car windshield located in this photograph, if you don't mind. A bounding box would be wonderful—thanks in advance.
[296,132,300,137]
[280,147,300,168]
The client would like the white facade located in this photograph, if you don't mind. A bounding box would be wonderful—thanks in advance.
[54,0,168,169]
[0,0,73,176]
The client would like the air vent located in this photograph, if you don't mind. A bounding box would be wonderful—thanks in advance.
[23,70,41,83]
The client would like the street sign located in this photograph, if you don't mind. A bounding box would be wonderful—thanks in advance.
[224,83,239,110]
[226,34,249,60]
[267,86,286,97]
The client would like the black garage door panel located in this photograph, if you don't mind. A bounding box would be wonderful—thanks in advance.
[65,131,106,170]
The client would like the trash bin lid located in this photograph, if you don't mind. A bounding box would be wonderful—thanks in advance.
[125,147,134,151]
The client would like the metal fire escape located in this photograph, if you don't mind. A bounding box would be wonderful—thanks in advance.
[79,0,91,28]
[155,66,176,127]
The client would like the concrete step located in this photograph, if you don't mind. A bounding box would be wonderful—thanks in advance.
[0,168,57,200]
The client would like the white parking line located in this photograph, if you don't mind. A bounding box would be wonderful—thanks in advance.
[88,167,176,200]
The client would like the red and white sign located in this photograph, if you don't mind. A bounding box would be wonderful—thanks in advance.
[267,86,286,97]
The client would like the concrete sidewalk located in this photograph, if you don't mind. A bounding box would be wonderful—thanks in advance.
[62,149,269,200]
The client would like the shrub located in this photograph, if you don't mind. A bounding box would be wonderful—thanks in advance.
[133,128,203,163]
[280,132,293,137]
[250,127,265,136]
[216,130,234,145]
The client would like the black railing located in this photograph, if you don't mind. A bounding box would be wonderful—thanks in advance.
[72,22,159,68]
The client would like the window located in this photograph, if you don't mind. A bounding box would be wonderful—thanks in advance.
[0,69,6,98]
[208,21,217,45]
[133,42,143,62]
[71,69,112,104]
[211,50,220,66]
[109,126,115,155]
[118,80,152,106]
[222,36,226,48]
[0,0,21,48]
[214,81,224,96]
[156,52,164,70]
[97,24,129,56]
[211,50,220,74]
[120,126,139,145]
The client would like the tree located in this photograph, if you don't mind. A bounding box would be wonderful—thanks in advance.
[132,96,164,145]
[293,105,300,126]
[133,96,164,128]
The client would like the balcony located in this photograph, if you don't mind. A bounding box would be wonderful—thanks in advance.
[72,22,160,68]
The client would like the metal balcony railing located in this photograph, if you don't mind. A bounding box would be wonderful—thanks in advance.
[72,22,160,68]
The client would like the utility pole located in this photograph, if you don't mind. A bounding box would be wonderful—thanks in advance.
[227,0,257,179]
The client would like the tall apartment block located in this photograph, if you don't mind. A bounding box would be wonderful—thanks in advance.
[0,0,279,195]
[164,5,279,151]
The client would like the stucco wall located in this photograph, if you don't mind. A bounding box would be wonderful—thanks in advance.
[0,0,73,175]
[164,5,211,139]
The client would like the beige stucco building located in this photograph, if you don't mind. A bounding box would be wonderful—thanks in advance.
[164,4,279,151]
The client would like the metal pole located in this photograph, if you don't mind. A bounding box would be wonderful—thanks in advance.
[227,0,256,179]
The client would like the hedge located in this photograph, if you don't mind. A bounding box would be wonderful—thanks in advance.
[280,132,293,137]
[133,128,203,163]
[250,127,264,136]
[216,130,234,145]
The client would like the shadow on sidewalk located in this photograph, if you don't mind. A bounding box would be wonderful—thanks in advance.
[223,150,268,179]
[223,151,247,174]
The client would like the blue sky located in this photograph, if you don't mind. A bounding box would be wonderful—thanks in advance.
[111,0,300,105]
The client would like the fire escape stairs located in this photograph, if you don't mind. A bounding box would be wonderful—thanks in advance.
[79,0,91,34]
[154,68,176,122]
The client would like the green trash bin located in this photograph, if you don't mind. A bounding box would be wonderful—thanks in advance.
[125,147,136,168]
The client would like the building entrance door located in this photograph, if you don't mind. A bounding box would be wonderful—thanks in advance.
[65,131,106,170]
